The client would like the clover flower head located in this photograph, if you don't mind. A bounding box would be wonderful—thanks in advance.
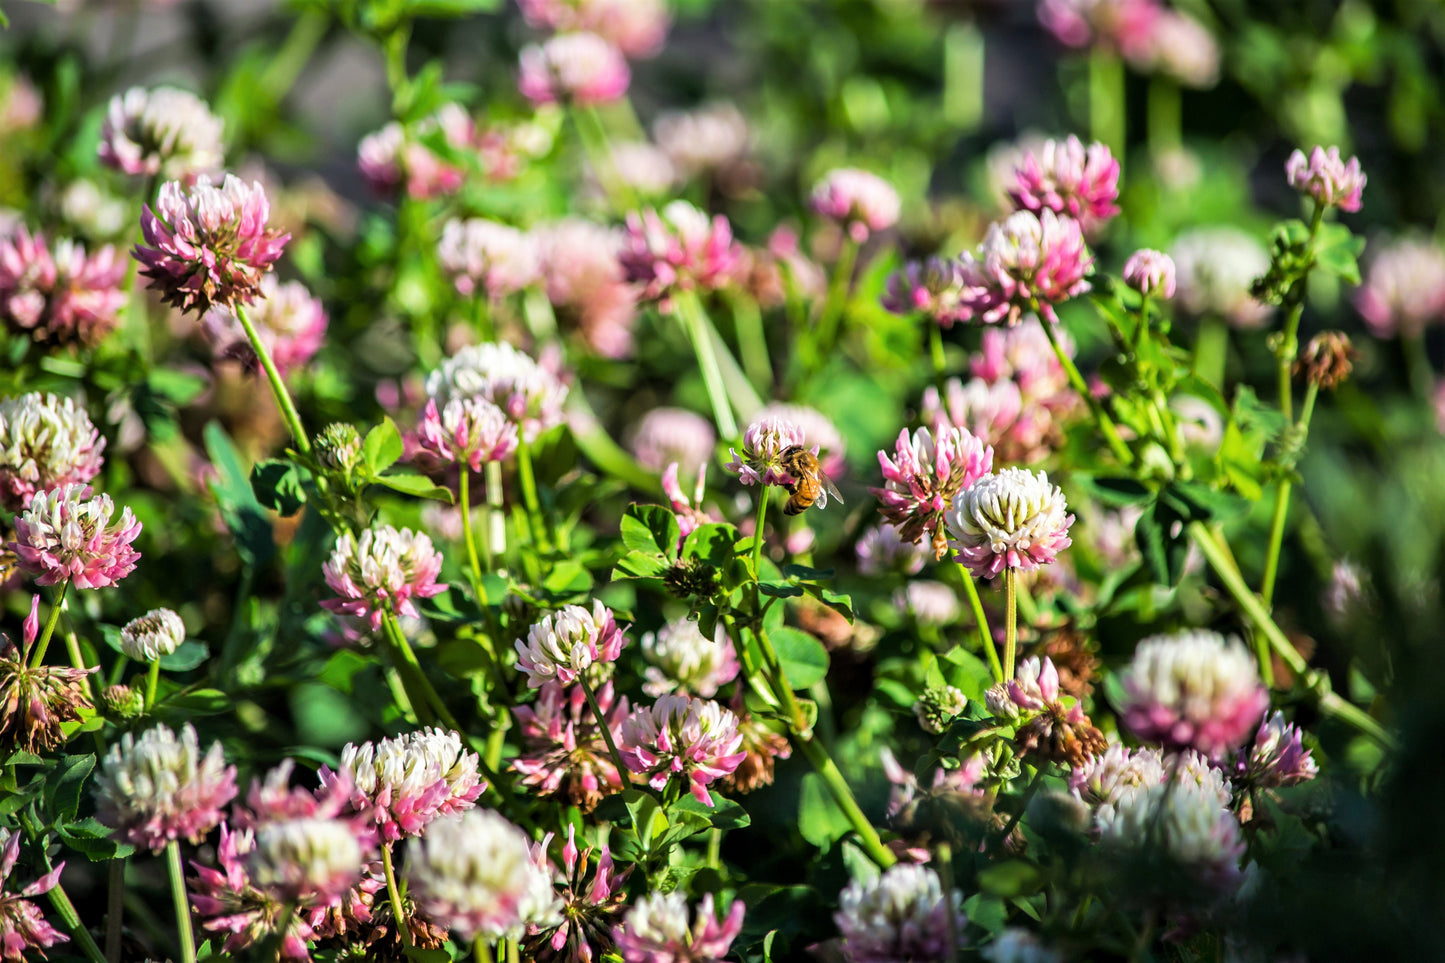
[754,403,846,479]
[119,607,185,662]
[619,201,742,305]
[1286,146,1366,213]
[619,694,746,806]
[1235,711,1318,789]
[946,468,1074,579]
[323,727,485,842]
[0,228,126,347]
[1098,778,1246,893]
[811,168,901,243]
[923,376,1056,465]
[320,526,447,630]
[406,810,554,942]
[717,703,791,794]
[982,928,1064,963]
[1143,10,1220,88]
[956,209,1093,325]
[855,524,928,578]
[725,415,810,488]
[630,407,716,476]
[518,32,631,106]
[1038,0,1161,60]
[1068,742,1167,811]
[835,863,967,963]
[602,141,678,197]
[641,617,741,698]
[0,603,94,753]
[538,218,639,359]
[418,397,519,472]
[425,341,569,443]
[1008,135,1120,231]
[1170,226,1273,329]
[515,600,627,689]
[614,892,744,963]
[653,102,749,176]
[1117,629,1269,758]
[246,817,364,907]
[0,392,105,512]
[513,679,630,813]
[1295,331,1355,390]
[11,483,142,589]
[315,423,363,475]
[519,0,671,57]
[93,722,238,852]
[881,257,968,328]
[357,104,474,200]
[1001,656,1107,768]
[914,684,969,735]
[1354,236,1445,339]
[872,423,993,560]
[187,822,320,959]
[0,830,68,962]
[201,275,327,376]
[524,824,631,963]
[438,218,542,300]
[99,85,224,179]
[1123,248,1176,299]
[135,173,289,315]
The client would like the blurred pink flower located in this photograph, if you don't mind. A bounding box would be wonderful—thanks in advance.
[518,33,631,107]
[1122,248,1176,299]
[661,462,714,548]
[969,320,1073,405]
[811,168,901,243]
[515,600,628,689]
[855,523,929,577]
[619,694,746,806]
[1142,10,1220,88]
[1008,135,1120,232]
[946,468,1073,579]
[630,407,716,476]
[1170,226,1273,329]
[619,201,742,306]
[1286,146,1366,213]
[320,526,446,630]
[538,219,638,359]
[0,830,68,962]
[923,376,1055,465]
[1354,236,1445,339]
[0,228,126,347]
[1235,711,1317,789]
[356,104,475,201]
[956,209,1093,325]
[247,817,365,908]
[640,617,740,699]
[881,257,967,328]
[1038,0,1162,61]
[437,218,541,299]
[614,892,744,963]
[0,392,105,512]
[425,342,569,443]
[513,680,630,813]
[98,85,225,179]
[519,0,670,58]
[872,424,993,559]
[135,174,289,316]
[93,723,238,852]
[417,397,519,471]
[11,483,141,589]
[189,822,321,960]
[653,103,749,178]
[202,274,327,376]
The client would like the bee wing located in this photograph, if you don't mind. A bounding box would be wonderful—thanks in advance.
[819,473,844,508]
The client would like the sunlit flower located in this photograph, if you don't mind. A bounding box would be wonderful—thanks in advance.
[0,392,105,512]
[1234,711,1318,789]
[119,607,185,662]
[189,823,318,960]
[524,825,630,963]
[1170,226,1273,329]
[98,85,225,179]
[956,209,1093,325]
[515,601,628,689]
[425,342,569,443]
[247,817,364,907]
[356,104,474,201]
[437,218,541,300]
[320,526,447,630]
[753,403,846,479]
[514,679,629,813]
[519,0,670,58]
[725,415,809,488]
[518,32,631,106]
[93,722,237,852]
[947,468,1074,579]
[855,524,929,578]
[322,727,485,843]
[873,424,993,560]
[1037,0,1161,60]
[538,219,638,359]
[835,863,967,963]
[135,174,290,315]
[630,407,716,476]
[619,201,742,306]
[998,656,1107,768]
[1142,10,1219,88]
[1122,249,1176,299]
[0,599,94,753]
[1098,777,1246,893]
[54,179,129,240]
[653,103,749,178]
[1116,629,1269,758]
[1068,742,1165,812]
[923,376,1055,465]
[1008,135,1119,232]
[0,829,68,963]
[1353,236,1445,339]
[614,892,744,963]
[417,397,519,472]
[406,809,554,942]
[201,274,327,376]
[0,228,126,347]
[1286,146,1366,213]
[10,483,141,589]
[640,617,740,698]
[811,168,901,243]
[881,257,968,328]
[619,694,746,806]
[315,423,363,475]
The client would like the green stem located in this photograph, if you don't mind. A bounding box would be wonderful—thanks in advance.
[1089,49,1125,157]
[1131,294,1151,354]
[1004,568,1018,679]
[812,237,859,370]
[28,581,68,668]
[485,460,508,571]
[928,321,948,397]
[165,840,196,963]
[995,763,1045,849]
[1146,76,1181,157]
[233,304,311,455]
[46,880,108,963]
[1192,315,1229,389]
[381,610,460,731]
[460,469,485,588]
[1403,333,1434,399]
[751,488,769,576]
[937,842,960,963]
[959,562,1003,682]
[730,291,773,393]
[1276,203,1325,424]
[578,674,629,782]
[674,290,739,439]
[1040,319,1133,465]
[571,105,638,212]
[1260,379,1321,615]
[145,659,161,711]
[475,939,495,963]
[259,9,328,101]
[381,843,414,948]
[795,736,896,868]
[515,438,550,553]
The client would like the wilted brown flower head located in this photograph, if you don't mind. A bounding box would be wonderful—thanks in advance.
[1294,331,1355,390]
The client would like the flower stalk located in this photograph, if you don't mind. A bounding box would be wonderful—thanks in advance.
[958,562,1003,682]
[1040,317,1133,465]
[165,839,196,963]
[1004,567,1018,679]
[381,843,414,948]
[233,303,311,455]
[29,582,68,668]
[674,289,739,439]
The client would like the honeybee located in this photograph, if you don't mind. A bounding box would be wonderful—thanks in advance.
[779,445,844,516]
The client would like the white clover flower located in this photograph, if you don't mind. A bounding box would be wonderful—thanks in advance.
[946,467,1074,579]
[1170,226,1273,329]
[437,218,542,300]
[93,723,237,852]
[246,817,364,905]
[0,392,106,512]
[640,617,740,698]
[329,727,485,841]
[98,86,225,179]
[982,928,1064,963]
[835,863,967,963]
[514,600,627,689]
[405,810,554,942]
[118,608,185,662]
[425,342,568,443]
[1099,779,1246,891]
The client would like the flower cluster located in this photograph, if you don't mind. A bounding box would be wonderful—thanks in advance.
[1285,146,1366,212]
[0,599,94,753]
[322,727,485,842]
[725,415,810,488]
[955,209,1093,325]
[417,396,519,471]
[619,201,741,305]
[0,392,105,512]
[834,864,967,963]
[630,407,716,476]
[437,218,541,300]
[0,227,126,347]
[810,168,901,242]
[947,468,1074,579]
[518,32,631,106]
[537,219,638,359]
[10,483,142,589]
[320,525,447,630]
[1007,135,1120,232]
[513,679,630,813]
[515,600,628,689]
[653,102,749,178]
[425,342,569,443]
[119,607,185,662]
[93,722,238,852]
[1122,248,1176,299]
[98,85,224,178]
[1354,236,1445,339]
[357,103,476,200]
[991,657,1106,767]
[873,424,993,559]
[525,825,630,962]
[881,256,967,328]
[1098,778,1247,894]
[1170,226,1273,329]
[0,830,68,962]
[613,892,743,963]
[618,694,746,806]
[640,617,740,698]
[520,0,669,58]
